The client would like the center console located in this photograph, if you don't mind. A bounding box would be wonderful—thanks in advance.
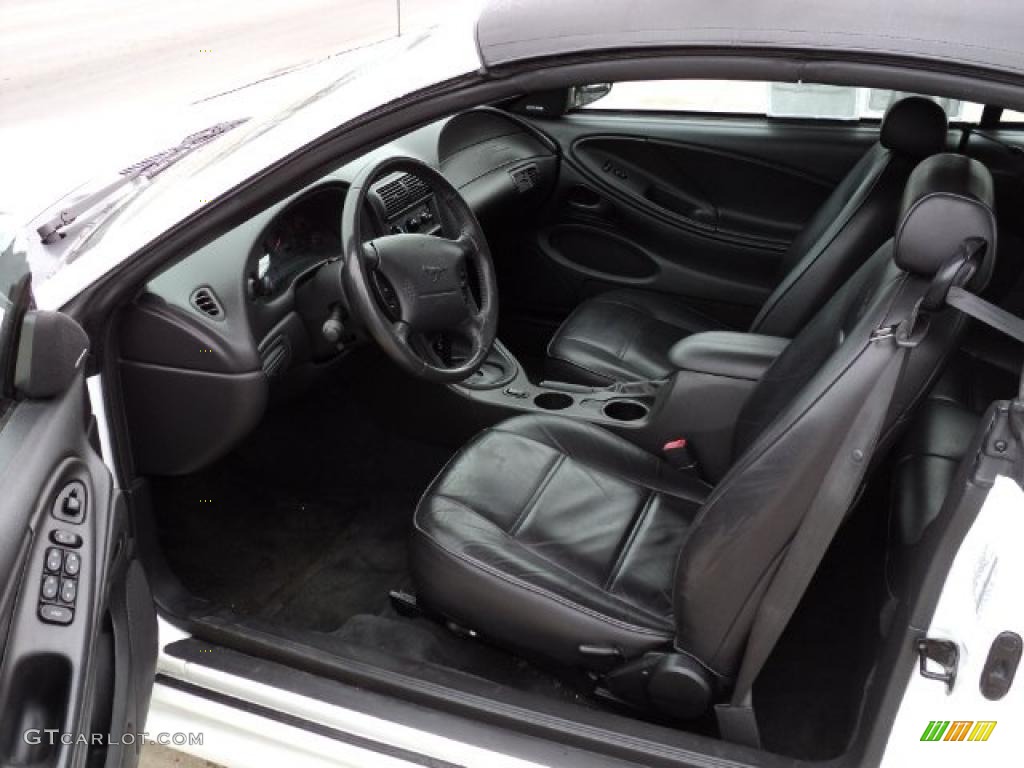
[455,332,788,482]
[648,332,789,481]
[455,340,662,429]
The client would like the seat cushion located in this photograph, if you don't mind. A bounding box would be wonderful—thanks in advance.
[545,289,725,385]
[411,414,707,667]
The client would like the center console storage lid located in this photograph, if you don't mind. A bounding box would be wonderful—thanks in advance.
[668,331,789,381]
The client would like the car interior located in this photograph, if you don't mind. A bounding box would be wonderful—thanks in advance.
[108,82,1024,761]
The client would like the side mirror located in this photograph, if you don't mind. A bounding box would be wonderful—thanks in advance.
[568,83,613,109]
[14,310,89,399]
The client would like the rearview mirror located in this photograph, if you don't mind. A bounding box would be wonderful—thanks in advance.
[569,83,613,109]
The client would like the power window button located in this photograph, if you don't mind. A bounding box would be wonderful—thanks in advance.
[39,604,73,625]
[50,529,82,548]
[60,579,77,604]
[45,547,64,573]
[63,552,81,577]
[41,574,59,601]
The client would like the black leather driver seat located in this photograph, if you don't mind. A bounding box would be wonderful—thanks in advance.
[413,414,708,664]
[411,154,996,718]
[546,97,949,385]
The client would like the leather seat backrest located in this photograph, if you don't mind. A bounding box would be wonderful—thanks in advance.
[751,97,948,337]
[672,154,996,679]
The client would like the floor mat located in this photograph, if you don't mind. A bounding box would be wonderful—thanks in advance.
[152,374,452,628]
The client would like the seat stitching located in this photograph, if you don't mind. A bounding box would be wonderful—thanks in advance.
[614,314,637,361]
[508,454,565,536]
[414,508,675,636]
[411,427,496,531]
[548,294,725,382]
[429,492,674,626]
[595,295,724,331]
[546,349,626,383]
[487,427,707,505]
[615,321,636,363]
[533,422,636,503]
[603,491,656,592]
[545,297,608,359]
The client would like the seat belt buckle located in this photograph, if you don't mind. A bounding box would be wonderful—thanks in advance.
[662,438,697,470]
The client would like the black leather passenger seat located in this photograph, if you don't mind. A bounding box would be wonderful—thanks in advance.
[546,96,949,385]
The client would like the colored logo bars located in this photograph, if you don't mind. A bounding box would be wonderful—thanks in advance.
[920,721,997,742]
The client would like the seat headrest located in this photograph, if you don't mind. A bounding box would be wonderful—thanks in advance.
[894,153,996,278]
[880,97,948,157]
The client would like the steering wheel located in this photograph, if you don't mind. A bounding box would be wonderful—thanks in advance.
[341,156,498,382]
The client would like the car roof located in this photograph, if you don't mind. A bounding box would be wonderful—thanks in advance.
[475,0,1024,76]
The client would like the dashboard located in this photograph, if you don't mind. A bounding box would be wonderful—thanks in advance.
[117,108,558,476]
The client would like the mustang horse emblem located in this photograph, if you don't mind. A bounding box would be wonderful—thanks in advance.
[422,265,447,283]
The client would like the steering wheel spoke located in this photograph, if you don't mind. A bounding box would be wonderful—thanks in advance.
[458,307,486,335]
[362,241,381,268]
[452,230,476,258]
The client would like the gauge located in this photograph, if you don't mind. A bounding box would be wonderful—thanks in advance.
[252,185,346,300]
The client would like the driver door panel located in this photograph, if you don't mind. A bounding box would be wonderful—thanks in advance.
[0,372,156,768]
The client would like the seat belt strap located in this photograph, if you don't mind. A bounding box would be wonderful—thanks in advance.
[716,330,910,748]
[947,286,1024,401]
[947,286,1024,345]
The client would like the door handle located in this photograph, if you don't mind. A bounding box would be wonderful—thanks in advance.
[566,185,612,216]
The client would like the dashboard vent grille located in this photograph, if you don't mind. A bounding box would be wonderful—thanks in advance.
[190,286,224,320]
[375,174,431,218]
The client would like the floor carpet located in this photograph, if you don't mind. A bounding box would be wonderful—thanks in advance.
[152,372,451,628]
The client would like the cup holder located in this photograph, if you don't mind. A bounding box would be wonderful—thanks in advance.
[603,399,649,422]
[534,392,574,411]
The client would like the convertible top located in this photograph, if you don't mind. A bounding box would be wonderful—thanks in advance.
[476,0,1024,76]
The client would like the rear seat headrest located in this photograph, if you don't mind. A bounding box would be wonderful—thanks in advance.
[880,97,948,157]
[894,153,996,279]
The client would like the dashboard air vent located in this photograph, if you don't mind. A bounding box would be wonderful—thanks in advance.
[190,287,224,320]
[375,174,431,218]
